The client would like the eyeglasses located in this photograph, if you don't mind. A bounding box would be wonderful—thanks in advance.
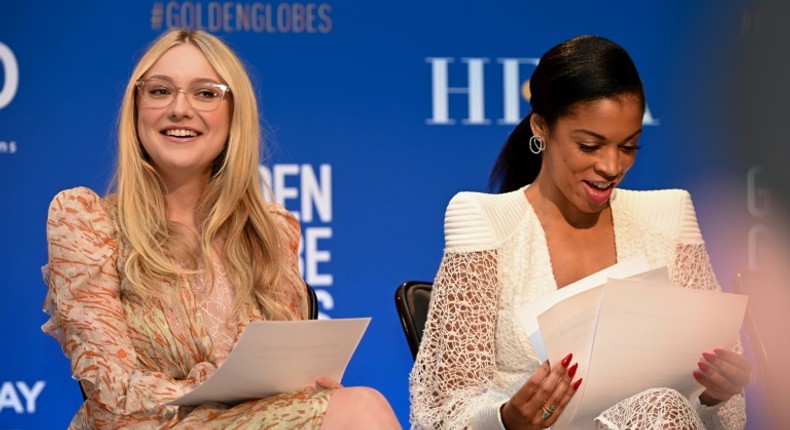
[135,78,230,112]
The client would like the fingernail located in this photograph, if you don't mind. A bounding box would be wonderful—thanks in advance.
[714,348,727,356]
[568,363,578,378]
[562,353,573,368]
[572,378,583,390]
[697,362,710,372]
[702,352,716,362]
[693,371,703,381]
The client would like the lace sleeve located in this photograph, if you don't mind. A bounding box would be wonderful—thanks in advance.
[673,243,747,430]
[410,246,510,429]
[674,192,746,429]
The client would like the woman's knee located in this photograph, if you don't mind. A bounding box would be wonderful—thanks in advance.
[639,387,688,404]
[331,386,391,414]
[322,386,400,429]
[597,387,702,430]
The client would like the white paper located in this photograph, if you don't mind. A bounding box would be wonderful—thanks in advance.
[520,256,651,361]
[540,279,747,430]
[169,318,371,406]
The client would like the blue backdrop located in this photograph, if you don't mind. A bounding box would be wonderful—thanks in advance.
[0,1,776,428]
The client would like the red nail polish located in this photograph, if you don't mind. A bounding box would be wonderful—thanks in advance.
[562,353,573,368]
[693,371,703,381]
[697,362,710,372]
[568,363,578,378]
[702,352,716,362]
[572,378,583,390]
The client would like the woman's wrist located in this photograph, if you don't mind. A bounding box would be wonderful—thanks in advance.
[497,401,510,430]
[699,391,723,406]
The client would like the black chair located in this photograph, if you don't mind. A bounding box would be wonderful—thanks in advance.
[306,283,319,320]
[394,281,433,359]
[78,282,321,401]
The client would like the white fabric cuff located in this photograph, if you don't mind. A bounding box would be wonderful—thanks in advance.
[470,401,508,430]
[693,396,723,423]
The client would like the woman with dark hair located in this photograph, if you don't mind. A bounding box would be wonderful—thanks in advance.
[410,35,749,429]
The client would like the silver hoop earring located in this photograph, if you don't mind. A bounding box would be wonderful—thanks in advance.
[529,136,546,155]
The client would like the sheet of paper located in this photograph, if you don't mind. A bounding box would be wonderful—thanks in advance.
[548,281,747,430]
[520,255,651,361]
[534,271,672,426]
[534,285,606,425]
[621,266,670,284]
[169,318,371,406]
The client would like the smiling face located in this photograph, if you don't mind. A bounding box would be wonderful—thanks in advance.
[532,96,644,216]
[136,43,231,186]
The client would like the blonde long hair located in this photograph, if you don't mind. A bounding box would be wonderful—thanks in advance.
[113,28,292,321]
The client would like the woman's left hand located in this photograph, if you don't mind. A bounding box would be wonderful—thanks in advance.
[695,348,752,405]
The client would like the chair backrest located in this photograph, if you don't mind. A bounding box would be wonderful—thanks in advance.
[78,281,321,401]
[305,283,319,320]
[394,280,433,359]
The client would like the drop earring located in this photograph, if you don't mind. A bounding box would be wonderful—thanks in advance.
[529,136,546,154]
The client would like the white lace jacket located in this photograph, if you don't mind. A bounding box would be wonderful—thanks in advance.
[409,187,746,429]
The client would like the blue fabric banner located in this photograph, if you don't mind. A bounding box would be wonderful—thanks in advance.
[0,1,773,428]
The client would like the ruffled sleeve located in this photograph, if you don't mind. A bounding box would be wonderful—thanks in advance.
[41,187,202,419]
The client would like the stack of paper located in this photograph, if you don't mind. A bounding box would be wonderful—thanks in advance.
[519,257,747,429]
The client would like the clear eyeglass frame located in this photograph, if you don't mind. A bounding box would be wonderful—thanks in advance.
[135,78,231,112]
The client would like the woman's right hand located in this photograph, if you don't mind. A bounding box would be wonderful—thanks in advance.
[500,353,582,430]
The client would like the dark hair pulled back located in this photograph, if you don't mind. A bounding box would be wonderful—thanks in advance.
[488,35,646,193]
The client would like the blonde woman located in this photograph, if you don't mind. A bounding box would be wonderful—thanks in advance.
[43,28,400,429]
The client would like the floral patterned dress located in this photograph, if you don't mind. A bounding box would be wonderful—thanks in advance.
[42,187,331,429]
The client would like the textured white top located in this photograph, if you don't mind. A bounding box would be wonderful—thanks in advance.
[444,187,703,250]
[409,187,745,430]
